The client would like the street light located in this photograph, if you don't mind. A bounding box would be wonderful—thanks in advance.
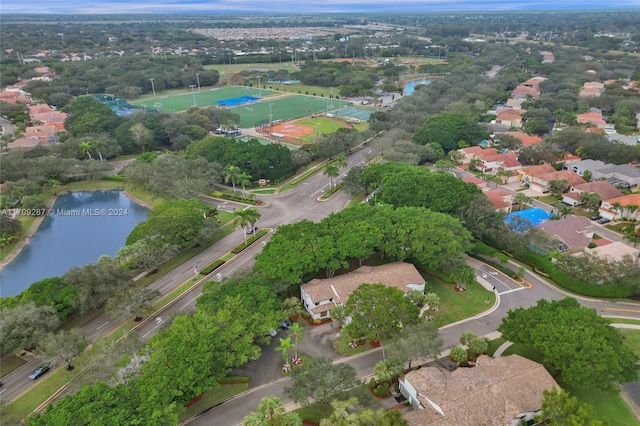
[189,85,197,107]
[149,78,156,97]
[195,73,201,92]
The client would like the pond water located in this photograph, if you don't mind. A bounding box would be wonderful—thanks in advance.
[0,190,149,297]
[404,78,432,95]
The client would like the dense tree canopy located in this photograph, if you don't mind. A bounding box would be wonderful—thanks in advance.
[498,298,638,391]
[343,283,421,342]
[413,113,488,151]
[286,357,362,406]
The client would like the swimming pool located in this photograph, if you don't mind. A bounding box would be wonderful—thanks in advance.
[404,78,432,94]
[505,208,553,231]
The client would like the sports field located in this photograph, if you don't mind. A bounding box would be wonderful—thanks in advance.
[231,95,351,128]
[130,86,279,112]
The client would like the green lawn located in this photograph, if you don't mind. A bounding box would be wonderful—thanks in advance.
[422,273,495,328]
[619,329,640,356]
[501,343,545,364]
[0,354,27,377]
[179,381,249,422]
[333,337,375,356]
[486,337,507,357]
[608,318,640,326]
[297,117,349,141]
[130,85,279,113]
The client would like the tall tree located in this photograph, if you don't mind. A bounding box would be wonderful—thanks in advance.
[324,163,340,190]
[225,165,242,193]
[580,192,602,212]
[78,141,94,160]
[38,328,89,371]
[343,284,420,345]
[105,287,160,321]
[498,298,639,391]
[0,302,60,354]
[243,396,302,426]
[234,207,261,244]
[289,322,304,358]
[386,320,442,369]
[451,265,477,291]
[129,122,152,153]
[275,336,294,367]
[535,388,605,426]
[286,357,361,407]
[239,172,253,199]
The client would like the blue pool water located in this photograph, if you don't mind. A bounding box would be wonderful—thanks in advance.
[505,208,552,231]
[404,78,432,94]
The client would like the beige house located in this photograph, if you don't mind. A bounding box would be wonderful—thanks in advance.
[599,194,640,221]
[537,216,593,253]
[562,181,623,207]
[401,355,559,426]
[300,262,425,320]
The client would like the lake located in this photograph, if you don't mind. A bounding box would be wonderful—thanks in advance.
[0,190,149,297]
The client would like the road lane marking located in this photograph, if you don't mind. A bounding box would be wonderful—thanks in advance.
[96,321,110,330]
[179,295,200,311]
[498,287,525,295]
[606,307,640,314]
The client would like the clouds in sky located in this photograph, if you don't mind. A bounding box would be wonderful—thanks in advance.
[1,0,639,14]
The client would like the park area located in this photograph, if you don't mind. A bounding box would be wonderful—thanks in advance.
[130,86,280,113]
[230,94,351,128]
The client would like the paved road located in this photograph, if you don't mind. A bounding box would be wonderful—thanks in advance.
[184,256,640,425]
[0,148,365,405]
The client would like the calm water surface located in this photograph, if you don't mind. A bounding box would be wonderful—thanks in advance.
[0,190,148,297]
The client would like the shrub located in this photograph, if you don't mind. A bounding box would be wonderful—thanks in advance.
[588,242,597,249]
[230,229,268,254]
[200,259,226,275]
[101,175,125,182]
[373,382,390,397]
[369,378,377,389]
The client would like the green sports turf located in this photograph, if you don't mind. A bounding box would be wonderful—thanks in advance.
[230,95,351,128]
[130,86,279,112]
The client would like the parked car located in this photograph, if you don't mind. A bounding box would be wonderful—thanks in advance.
[28,364,51,380]
[245,226,258,234]
[597,218,611,224]
[519,182,529,187]
[281,320,291,330]
[590,215,602,221]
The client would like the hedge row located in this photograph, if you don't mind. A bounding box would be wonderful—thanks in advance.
[516,250,633,298]
[200,259,226,275]
[230,229,269,254]
[101,175,126,182]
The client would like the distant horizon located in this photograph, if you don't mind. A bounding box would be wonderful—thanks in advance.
[1,1,639,15]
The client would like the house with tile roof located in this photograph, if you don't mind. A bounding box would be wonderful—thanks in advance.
[599,194,640,221]
[563,159,608,177]
[495,109,523,128]
[475,151,521,174]
[512,85,540,99]
[517,163,556,184]
[501,131,543,148]
[587,241,640,262]
[484,189,513,212]
[400,354,559,426]
[7,137,41,150]
[537,216,593,253]
[457,146,496,164]
[527,170,586,194]
[577,111,606,128]
[300,262,425,320]
[562,181,623,207]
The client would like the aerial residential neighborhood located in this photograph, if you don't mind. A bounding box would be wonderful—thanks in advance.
[1,5,640,426]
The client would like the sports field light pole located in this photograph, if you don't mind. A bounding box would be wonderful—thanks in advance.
[189,85,197,107]
[268,103,274,127]
[305,97,309,116]
[149,78,156,97]
[257,75,262,98]
[195,73,201,92]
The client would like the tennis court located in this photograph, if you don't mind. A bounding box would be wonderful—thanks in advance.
[335,107,374,121]
[131,86,279,112]
[231,95,351,128]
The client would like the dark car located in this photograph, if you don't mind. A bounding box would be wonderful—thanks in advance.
[590,215,602,221]
[28,364,51,380]
[597,218,611,224]
[245,226,258,235]
[281,320,291,330]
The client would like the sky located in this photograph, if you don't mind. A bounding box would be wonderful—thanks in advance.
[1,0,639,15]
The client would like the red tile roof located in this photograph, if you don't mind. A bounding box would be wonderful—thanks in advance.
[537,170,586,186]
[485,189,512,209]
[520,163,556,178]
[496,109,522,120]
[503,131,543,147]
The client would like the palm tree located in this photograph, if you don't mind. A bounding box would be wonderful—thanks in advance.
[45,179,61,196]
[79,141,93,159]
[374,358,403,385]
[626,204,639,220]
[580,191,601,212]
[234,208,261,244]
[335,154,347,169]
[282,296,305,320]
[449,150,464,164]
[468,336,489,360]
[554,202,571,219]
[92,140,104,161]
[449,346,468,365]
[225,165,242,193]
[238,172,252,199]
[514,193,532,211]
[275,336,294,368]
[459,331,477,348]
[611,201,623,221]
[289,322,304,358]
[323,163,339,190]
